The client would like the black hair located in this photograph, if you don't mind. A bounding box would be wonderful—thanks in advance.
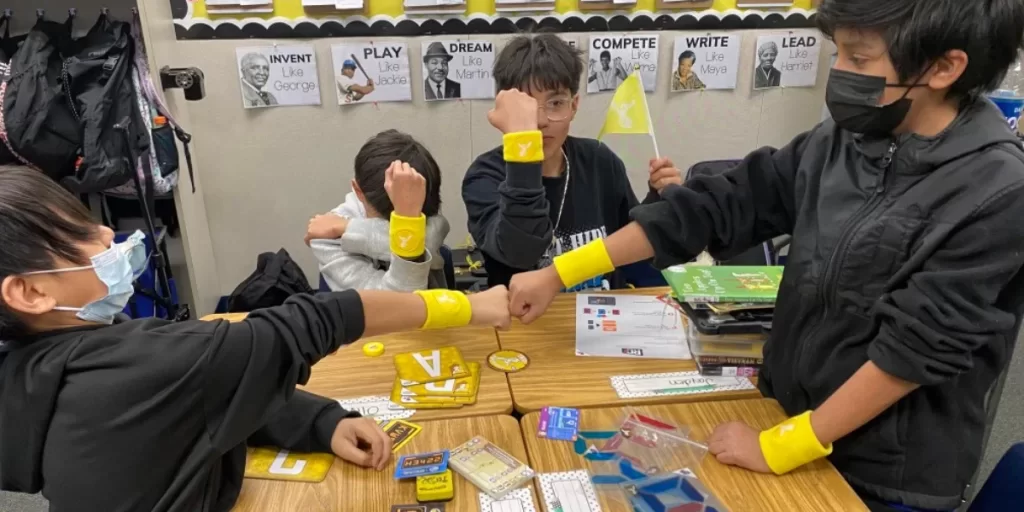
[0,166,97,339]
[678,51,697,64]
[493,33,585,96]
[817,0,1024,100]
[600,50,611,60]
[353,130,442,217]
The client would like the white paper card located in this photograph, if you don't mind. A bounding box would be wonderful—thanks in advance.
[335,395,414,420]
[421,40,496,101]
[236,46,321,108]
[538,471,602,512]
[671,33,740,91]
[479,488,538,512]
[753,31,822,89]
[610,371,756,399]
[576,295,690,360]
[335,0,364,8]
[331,43,411,105]
[587,35,659,93]
[302,0,337,5]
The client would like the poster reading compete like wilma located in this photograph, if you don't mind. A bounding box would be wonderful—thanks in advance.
[331,43,411,105]
[421,40,495,101]
[752,31,822,90]
[235,46,321,108]
[671,33,741,92]
[588,35,659,93]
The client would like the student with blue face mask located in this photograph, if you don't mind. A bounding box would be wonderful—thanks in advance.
[0,166,513,511]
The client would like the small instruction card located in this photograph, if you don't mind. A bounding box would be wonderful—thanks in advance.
[610,371,756,399]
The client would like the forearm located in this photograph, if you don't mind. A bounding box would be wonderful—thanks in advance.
[249,390,357,453]
[605,223,656,268]
[810,361,919,445]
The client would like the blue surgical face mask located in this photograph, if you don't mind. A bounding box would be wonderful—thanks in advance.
[25,230,148,324]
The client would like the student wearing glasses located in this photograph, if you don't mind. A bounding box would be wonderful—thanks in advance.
[462,34,682,290]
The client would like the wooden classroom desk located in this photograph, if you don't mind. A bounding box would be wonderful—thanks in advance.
[233,415,538,512]
[496,288,762,413]
[520,398,868,512]
[201,312,512,421]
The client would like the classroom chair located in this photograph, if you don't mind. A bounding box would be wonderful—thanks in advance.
[967,442,1024,511]
[316,245,457,292]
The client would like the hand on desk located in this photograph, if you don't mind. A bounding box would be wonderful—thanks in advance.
[508,266,563,324]
[708,421,771,474]
[331,417,393,471]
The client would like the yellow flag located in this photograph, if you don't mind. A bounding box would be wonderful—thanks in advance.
[598,71,652,138]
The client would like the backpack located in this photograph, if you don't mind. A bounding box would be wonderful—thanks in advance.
[227,249,315,313]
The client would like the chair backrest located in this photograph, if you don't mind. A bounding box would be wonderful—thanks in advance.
[318,274,330,292]
[686,160,774,266]
[968,442,1024,511]
[439,245,457,290]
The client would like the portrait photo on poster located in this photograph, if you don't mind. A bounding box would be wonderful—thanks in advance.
[332,43,412,105]
[235,45,321,108]
[588,35,659,94]
[671,33,740,92]
[752,31,822,90]
[421,40,496,101]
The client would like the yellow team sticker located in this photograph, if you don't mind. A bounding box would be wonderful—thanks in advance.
[394,346,469,385]
[486,350,530,373]
[244,448,334,483]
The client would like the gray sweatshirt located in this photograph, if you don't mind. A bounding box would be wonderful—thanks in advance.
[310,192,450,292]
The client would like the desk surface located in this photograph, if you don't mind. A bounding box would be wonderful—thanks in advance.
[520,398,867,512]
[497,288,762,413]
[233,415,537,512]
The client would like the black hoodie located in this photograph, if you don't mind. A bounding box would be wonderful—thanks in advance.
[0,291,365,511]
[631,98,1024,510]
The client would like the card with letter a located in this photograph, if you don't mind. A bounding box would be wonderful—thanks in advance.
[395,346,469,385]
[401,362,481,398]
[244,447,334,482]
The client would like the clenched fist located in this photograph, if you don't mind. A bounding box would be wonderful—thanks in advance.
[467,285,512,331]
[384,160,426,218]
[487,89,539,135]
[649,157,683,194]
[508,266,563,324]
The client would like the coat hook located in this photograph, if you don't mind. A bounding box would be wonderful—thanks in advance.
[101,7,110,15]
[36,8,45,19]
[2,9,11,18]
[69,8,78,18]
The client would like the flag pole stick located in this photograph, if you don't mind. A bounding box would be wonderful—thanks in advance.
[633,67,660,158]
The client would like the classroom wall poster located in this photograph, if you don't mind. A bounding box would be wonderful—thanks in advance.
[421,40,496,101]
[671,33,740,92]
[331,42,412,105]
[235,45,321,108]
[587,35,659,94]
[752,31,822,90]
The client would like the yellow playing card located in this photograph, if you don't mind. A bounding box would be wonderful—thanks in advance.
[391,377,471,407]
[244,448,334,483]
[400,362,481,398]
[394,346,469,385]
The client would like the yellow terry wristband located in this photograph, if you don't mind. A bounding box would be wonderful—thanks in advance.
[502,130,544,163]
[759,411,833,475]
[414,289,473,330]
[389,212,427,259]
[553,238,615,289]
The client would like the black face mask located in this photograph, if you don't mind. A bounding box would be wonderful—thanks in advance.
[825,68,927,136]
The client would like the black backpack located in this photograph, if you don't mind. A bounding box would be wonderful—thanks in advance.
[227,249,315,313]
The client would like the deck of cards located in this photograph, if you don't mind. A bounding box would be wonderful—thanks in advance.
[392,347,481,410]
[537,406,580,441]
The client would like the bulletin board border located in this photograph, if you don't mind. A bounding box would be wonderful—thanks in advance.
[171,2,816,40]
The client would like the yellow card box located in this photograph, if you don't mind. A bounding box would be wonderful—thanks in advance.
[401,362,481,398]
[393,391,467,409]
[394,347,469,385]
[417,470,455,502]
[244,448,334,483]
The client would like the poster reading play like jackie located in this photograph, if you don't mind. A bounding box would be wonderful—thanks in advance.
[752,31,822,90]
[331,43,412,105]
[588,35,659,93]
[671,33,741,92]
[235,45,321,108]
[421,40,496,101]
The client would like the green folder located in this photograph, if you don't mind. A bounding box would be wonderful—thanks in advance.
[661,265,784,304]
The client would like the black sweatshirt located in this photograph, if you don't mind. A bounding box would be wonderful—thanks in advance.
[0,291,365,512]
[630,98,1024,510]
[463,136,660,289]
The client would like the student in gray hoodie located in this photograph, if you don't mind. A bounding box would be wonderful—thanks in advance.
[306,130,450,291]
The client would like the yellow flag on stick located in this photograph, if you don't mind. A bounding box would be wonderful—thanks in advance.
[598,70,660,156]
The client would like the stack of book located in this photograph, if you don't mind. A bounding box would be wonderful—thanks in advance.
[661,265,783,377]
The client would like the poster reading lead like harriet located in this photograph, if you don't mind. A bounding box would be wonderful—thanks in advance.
[752,31,822,90]
[235,45,321,109]
[421,40,496,101]
[588,35,660,93]
[331,43,411,105]
[671,33,741,92]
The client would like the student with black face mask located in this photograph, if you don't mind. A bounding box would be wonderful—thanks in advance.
[506,1,1024,510]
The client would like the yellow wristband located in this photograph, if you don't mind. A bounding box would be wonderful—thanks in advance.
[414,290,473,330]
[389,212,427,259]
[502,131,544,163]
[759,411,833,475]
[552,238,615,288]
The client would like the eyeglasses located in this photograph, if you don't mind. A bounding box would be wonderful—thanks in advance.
[540,96,575,122]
